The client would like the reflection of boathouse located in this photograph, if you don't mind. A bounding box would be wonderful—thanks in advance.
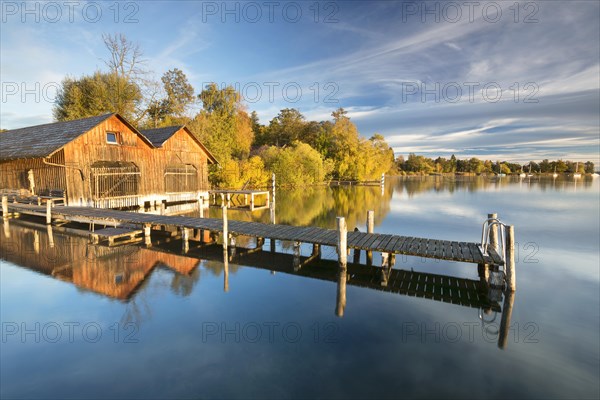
[0,221,199,300]
[0,114,217,209]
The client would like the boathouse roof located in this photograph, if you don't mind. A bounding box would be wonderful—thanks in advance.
[0,113,152,161]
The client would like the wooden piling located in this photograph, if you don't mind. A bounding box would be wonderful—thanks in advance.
[222,203,228,251]
[312,243,321,259]
[198,195,204,218]
[488,213,498,251]
[337,217,347,269]
[46,200,52,224]
[229,235,236,259]
[367,210,374,233]
[144,224,151,247]
[366,210,374,266]
[293,241,301,271]
[182,227,189,253]
[2,196,8,219]
[505,225,516,291]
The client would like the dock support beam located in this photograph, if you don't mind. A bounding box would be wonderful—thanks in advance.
[144,224,151,247]
[182,227,189,254]
[2,196,8,220]
[505,225,516,291]
[293,242,301,271]
[366,210,374,266]
[312,243,321,259]
[488,212,498,251]
[270,173,276,225]
[222,203,228,251]
[337,217,347,269]
[46,200,52,224]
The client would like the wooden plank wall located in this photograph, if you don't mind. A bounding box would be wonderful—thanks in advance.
[61,116,211,206]
[0,151,66,195]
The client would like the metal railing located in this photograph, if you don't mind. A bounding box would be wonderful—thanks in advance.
[480,217,508,263]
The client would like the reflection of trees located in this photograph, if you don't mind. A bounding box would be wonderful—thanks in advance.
[393,175,595,196]
[274,182,394,230]
[204,182,394,230]
[169,266,200,297]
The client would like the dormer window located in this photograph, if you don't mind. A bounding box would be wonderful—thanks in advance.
[106,132,119,144]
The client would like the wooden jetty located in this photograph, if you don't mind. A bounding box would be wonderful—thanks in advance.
[2,196,516,291]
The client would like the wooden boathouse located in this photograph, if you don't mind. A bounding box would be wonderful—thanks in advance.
[0,113,217,210]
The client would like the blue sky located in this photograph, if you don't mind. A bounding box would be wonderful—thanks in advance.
[1,0,599,163]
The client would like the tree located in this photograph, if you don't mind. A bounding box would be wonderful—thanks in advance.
[54,33,151,123]
[102,33,152,124]
[187,84,253,164]
[147,68,195,127]
[54,71,142,121]
[584,161,595,174]
[263,108,306,147]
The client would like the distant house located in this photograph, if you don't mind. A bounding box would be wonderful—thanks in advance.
[0,113,217,209]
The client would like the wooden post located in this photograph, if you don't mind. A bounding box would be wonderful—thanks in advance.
[226,193,231,208]
[46,200,52,224]
[182,227,189,254]
[505,225,516,291]
[198,196,204,218]
[498,290,515,349]
[144,224,151,247]
[222,203,228,251]
[488,213,498,251]
[250,193,254,211]
[293,241,301,271]
[160,201,166,215]
[337,217,347,269]
[2,196,8,220]
[366,210,374,266]
[270,174,276,224]
[270,238,276,252]
[312,243,321,259]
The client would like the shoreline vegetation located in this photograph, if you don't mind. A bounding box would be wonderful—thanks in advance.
[8,34,595,189]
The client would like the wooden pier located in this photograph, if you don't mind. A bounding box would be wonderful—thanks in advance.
[2,197,516,291]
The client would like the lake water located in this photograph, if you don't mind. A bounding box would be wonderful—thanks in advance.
[1,176,599,399]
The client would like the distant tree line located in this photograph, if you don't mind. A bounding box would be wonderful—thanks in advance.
[51,34,394,187]
[395,154,595,175]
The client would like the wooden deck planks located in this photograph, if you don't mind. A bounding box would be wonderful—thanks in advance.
[6,203,504,266]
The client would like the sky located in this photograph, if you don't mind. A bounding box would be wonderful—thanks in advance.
[1,0,599,163]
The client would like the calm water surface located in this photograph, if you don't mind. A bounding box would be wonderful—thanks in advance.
[1,176,598,399]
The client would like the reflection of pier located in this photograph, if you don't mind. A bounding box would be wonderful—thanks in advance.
[185,244,501,312]
[1,220,515,349]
